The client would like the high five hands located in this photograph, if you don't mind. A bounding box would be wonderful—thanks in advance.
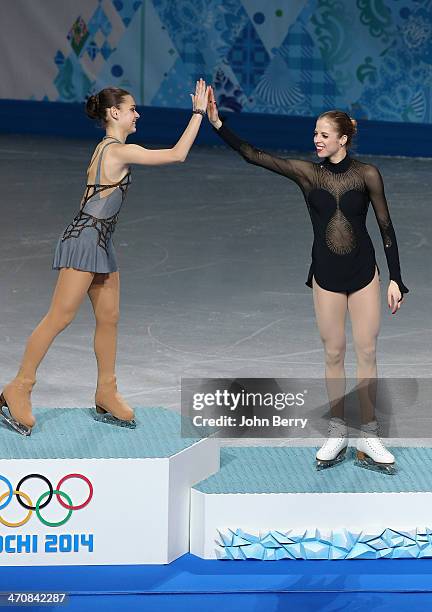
[190,78,210,113]
[191,82,221,128]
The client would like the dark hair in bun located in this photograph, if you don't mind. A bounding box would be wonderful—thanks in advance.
[85,87,131,126]
[318,109,358,149]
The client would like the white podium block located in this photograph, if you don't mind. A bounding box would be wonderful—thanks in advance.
[190,446,432,560]
[0,407,219,565]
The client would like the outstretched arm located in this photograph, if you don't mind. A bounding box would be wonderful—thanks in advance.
[207,87,312,187]
[113,79,209,166]
[364,164,409,312]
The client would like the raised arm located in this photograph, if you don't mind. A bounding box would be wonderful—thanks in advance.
[364,163,409,308]
[114,79,209,166]
[207,87,312,187]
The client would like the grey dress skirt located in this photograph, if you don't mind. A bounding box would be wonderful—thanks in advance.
[52,137,131,273]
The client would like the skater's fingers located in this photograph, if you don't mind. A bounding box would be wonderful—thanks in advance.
[388,288,402,314]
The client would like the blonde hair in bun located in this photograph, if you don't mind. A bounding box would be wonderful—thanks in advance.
[318,109,358,148]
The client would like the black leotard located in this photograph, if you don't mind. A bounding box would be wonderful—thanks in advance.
[214,122,408,296]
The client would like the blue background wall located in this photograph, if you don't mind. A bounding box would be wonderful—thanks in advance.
[0,0,431,154]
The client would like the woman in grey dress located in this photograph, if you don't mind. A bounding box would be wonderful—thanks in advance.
[0,80,209,436]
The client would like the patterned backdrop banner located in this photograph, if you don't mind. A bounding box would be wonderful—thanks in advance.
[0,0,431,123]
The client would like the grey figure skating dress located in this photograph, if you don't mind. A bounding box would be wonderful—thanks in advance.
[52,136,131,273]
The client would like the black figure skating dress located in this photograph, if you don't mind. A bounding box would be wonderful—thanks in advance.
[52,136,131,273]
[214,122,408,295]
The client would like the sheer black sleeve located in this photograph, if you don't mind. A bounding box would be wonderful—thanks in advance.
[364,164,409,295]
[213,121,313,190]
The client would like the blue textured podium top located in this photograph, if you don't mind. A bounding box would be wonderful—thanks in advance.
[193,446,432,494]
[0,407,201,459]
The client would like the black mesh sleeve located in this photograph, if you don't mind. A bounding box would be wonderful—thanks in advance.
[213,121,313,189]
[364,164,409,295]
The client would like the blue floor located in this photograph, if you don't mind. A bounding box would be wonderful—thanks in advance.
[2,554,432,611]
[7,593,432,612]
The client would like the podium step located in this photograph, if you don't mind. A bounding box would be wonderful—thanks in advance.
[191,446,432,560]
[0,407,219,565]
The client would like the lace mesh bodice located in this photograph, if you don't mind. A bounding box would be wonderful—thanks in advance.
[214,121,408,295]
[311,161,364,255]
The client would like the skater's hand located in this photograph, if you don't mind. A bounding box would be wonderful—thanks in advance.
[207,87,222,128]
[388,281,403,314]
[190,78,210,113]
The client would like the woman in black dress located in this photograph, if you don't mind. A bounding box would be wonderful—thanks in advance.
[207,87,408,474]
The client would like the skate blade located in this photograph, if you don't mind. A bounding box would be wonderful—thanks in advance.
[93,406,136,429]
[0,404,32,436]
[354,451,396,475]
[316,447,347,471]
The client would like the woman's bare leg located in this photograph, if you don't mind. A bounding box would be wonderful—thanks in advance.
[347,268,394,471]
[312,276,348,418]
[347,266,381,424]
[87,271,134,421]
[2,268,94,427]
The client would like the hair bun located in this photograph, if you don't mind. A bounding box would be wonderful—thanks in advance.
[85,94,100,120]
[350,117,358,133]
[85,87,130,126]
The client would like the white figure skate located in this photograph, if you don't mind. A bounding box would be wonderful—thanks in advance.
[316,417,348,470]
[355,420,396,475]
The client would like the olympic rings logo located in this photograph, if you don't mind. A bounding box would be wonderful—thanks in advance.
[0,473,93,528]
